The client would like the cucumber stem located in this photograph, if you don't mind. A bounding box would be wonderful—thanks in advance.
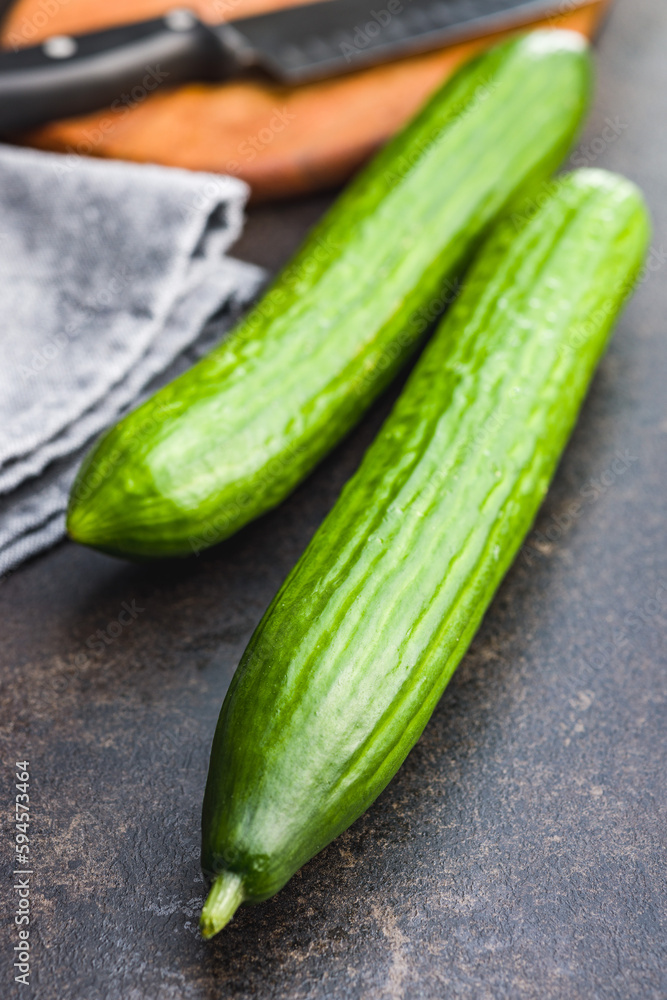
[200,871,245,939]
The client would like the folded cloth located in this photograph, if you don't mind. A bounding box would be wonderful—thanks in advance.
[0,144,265,576]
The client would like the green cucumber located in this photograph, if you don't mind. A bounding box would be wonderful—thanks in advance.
[199,169,650,937]
[67,30,591,559]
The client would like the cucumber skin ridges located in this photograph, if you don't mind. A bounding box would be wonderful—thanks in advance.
[67,30,592,558]
[200,170,650,928]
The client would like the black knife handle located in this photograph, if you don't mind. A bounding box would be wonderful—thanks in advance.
[0,10,242,134]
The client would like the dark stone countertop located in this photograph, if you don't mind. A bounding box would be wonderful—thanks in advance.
[1,1,665,997]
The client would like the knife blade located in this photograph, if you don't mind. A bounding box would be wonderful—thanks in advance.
[0,0,582,134]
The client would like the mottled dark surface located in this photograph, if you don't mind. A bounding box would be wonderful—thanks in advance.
[1,2,666,997]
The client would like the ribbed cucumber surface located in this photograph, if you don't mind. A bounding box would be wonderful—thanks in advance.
[67,31,591,558]
[200,169,650,936]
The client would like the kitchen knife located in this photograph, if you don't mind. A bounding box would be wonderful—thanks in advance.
[0,0,584,134]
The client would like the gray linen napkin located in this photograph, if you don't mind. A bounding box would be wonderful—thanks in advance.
[0,145,265,576]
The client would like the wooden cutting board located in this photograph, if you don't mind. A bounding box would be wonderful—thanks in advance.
[2,0,609,200]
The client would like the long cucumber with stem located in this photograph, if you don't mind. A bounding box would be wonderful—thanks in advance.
[200,169,650,937]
